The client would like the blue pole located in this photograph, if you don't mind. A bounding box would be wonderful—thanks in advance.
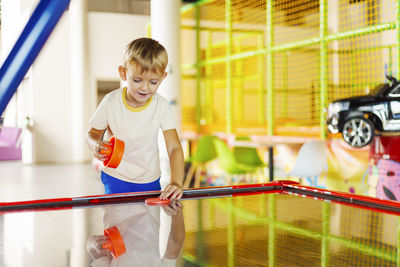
[0,0,70,115]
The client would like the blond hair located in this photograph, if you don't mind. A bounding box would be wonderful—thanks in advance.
[122,38,168,75]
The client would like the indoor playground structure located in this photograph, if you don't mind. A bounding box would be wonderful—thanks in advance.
[177,0,400,197]
[180,0,397,137]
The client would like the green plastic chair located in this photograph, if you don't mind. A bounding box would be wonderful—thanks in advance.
[213,138,257,175]
[183,135,217,188]
[233,136,266,168]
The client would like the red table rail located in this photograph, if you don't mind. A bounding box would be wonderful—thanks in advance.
[0,181,400,214]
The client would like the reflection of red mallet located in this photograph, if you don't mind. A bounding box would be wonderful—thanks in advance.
[102,226,126,258]
[145,197,171,206]
[100,136,125,168]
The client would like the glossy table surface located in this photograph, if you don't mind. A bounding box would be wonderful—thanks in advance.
[1,181,399,267]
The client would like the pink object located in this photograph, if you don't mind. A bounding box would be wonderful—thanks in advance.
[370,136,400,201]
[0,127,22,161]
[376,159,400,201]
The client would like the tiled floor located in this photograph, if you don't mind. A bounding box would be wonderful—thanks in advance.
[0,161,105,202]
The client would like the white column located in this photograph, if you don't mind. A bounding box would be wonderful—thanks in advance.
[151,0,182,188]
[151,0,182,133]
[70,0,91,162]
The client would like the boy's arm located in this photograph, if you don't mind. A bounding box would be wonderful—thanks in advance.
[162,201,185,260]
[160,129,184,200]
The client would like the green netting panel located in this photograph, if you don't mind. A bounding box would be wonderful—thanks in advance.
[180,0,399,137]
[273,46,321,134]
[211,71,228,126]
[231,34,266,127]
[327,32,396,102]
[231,0,266,26]
[273,0,320,45]
[336,0,383,33]
[200,0,226,22]
[182,75,197,126]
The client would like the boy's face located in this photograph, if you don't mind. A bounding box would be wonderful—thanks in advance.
[118,64,167,107]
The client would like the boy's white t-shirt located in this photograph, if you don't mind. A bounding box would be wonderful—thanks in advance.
[89,87,176,183]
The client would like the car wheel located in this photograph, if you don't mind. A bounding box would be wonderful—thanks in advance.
[342,117,375,148]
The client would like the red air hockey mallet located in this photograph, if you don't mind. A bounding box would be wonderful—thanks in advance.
[102,226,126,258]
[100,136,125,168]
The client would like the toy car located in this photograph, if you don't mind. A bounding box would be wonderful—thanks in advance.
[326,75,400,148]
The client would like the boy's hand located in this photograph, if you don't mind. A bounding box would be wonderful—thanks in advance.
[161,200,183,216]
[160,183,183,200]
[93,140,112,162]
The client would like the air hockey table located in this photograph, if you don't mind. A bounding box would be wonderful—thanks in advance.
[0,180,399,266]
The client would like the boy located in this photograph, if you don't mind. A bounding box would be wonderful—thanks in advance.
[86,37,183,200]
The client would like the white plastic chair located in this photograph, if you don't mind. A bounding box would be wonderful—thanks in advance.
[288,141,328,188]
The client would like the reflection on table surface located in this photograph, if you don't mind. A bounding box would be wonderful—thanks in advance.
[86,201,184,266]
[1,189,400,266]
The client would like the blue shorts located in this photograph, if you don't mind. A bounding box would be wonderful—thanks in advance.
[101,171,161,194]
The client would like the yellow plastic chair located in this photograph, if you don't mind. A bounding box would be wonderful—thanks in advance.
[183,135,217,188]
